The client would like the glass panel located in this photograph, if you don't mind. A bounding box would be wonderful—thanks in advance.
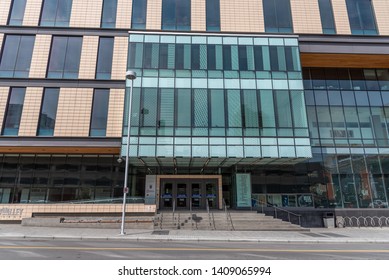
[206,0,220,31]
[96,37,114,79]
[227,90,242,127]
[243,90,259,128]
[176,89,191,127]
[90,89,110,136]
[8,0,27,26]
[40,0,72,27]
[159,88,174,128]
[38,88,59,136]
[101,0,117,28]
[131,0,147,29]
[194,89,208,127]
[346,0,378,35]
[210,89,225,128]
[260,90,275,128]
[275,90,292,127]
[263,0,293,33]
[318,0,336,34]
[2,88,26,136]
[142,88,158,127]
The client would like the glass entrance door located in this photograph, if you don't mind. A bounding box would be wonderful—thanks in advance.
[176,183,188,208]
[191,183,202,208]
[161,182,173,208]
[206,182,218,209]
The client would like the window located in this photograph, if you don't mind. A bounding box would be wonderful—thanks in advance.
[40,0,72,27]
[131,0,147,29]
[346,0,377,35]
[263,0,293,33]
[101,0,117,28]
[90,89,109,136]
[37,88,59,136]
[206,0,220,31]
[162,0,191,31]
[2,88,26,136]
[8,0,27,26]
[96,37,114,79]
[47,36,82,79]
[0,35,35,78]
[318,0,336,34]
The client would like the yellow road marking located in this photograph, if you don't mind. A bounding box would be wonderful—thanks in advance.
[0,246,388,253]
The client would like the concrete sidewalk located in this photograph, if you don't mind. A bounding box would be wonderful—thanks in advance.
[1,224,389,243]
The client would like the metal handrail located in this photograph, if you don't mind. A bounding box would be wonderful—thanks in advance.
[206,199,215,229]
[172,198,176,223]
[223,198,235,231]
[252,198,302,226]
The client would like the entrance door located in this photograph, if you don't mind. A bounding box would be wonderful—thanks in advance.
[191,183,202,209]
[176,183,188,208]
[206,182,218,209]
[161,182,173,208]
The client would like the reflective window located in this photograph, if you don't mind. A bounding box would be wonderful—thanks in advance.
[2,88,26,136]
[8,0,27,26]
[131,0,147,29]
[346,0,378,35]
[206,0,220,32]
[47,36,82,79]
[0,35,35,78]
[318,0,336,34]
[38,88,59,136]
[101,0,117,28]
[96,37,114,79]
[90,89,109,136]
[40,0,73,27]
[162,0,191,31]
[263,0,293,33]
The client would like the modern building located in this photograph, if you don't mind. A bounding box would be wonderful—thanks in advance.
[1,0,389,223]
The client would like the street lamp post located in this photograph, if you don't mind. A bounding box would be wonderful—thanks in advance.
[120,70,137,235]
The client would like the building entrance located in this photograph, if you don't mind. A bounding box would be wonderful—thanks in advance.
[160,179,219,210]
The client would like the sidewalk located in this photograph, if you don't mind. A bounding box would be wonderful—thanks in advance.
[1,224,389,243]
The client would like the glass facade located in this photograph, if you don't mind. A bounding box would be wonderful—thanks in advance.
[96,37,114,79]
[101,0,117,28]
[318,0,336,34]
[162,0,191,31]
[346,0,378,35]
[8,0,27,26]
[37,88,59,136]
[206,0,220,32]
[131,0,147,29]
[263,0,293,33]
[90,89,110,136]
[124,33,310,159]
[0,35,35,78]
[40,0,73,27]
[1,87,26,136]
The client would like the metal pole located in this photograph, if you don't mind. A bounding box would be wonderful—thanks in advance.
[120,71,136,235]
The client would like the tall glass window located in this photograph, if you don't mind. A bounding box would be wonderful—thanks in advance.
[263,0,293,33]
[38,88,59,136]
[90,89,110,136]
[8,0,27,26]
[40,0,73,27]
[2,88,26,136]
[101,0,117,28]
[131,0,147,29]
[346,0,378,35]
[318,0,336,34]
[47,36,82,79]
[162,0,191,31]
[96,37,114,79]
[206,0,220,32]
[0,35,35,78]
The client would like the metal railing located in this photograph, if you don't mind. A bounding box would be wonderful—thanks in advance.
[47,197,145,204]
[223,198,234,231]
[252,198,302,226]
[172,198,176,224]
[206,199,215,230]
[336,216,389,228]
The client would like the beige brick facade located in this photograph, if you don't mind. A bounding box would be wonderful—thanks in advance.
[372,0,389,35]
[106,89,125,137]
[111,37,128,80]
[191,0,206,31]
[0,87,10,133]
[79,36,99,80]
[0,0,12,25]
[29,35,52,79]
[146,0,162,30]
[117,0,133,28]
[332,0,351,34]
[19,88,44,136]
[290,0,322,34]
[54,88,94,137]
[220,0,263,32]
[23,0,43,26]
[70,0,103,28]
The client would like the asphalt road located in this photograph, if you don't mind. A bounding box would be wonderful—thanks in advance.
[0,239,389,260]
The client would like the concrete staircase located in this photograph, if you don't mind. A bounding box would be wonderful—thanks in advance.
[154,210,307,231]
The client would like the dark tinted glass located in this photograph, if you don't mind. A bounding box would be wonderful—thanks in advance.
[263,0,293,33]
[318,0,336,34]
[8,0,27,25]
[0,35,35,78]
[38,88,59,136]
[206,0,220,31]
[2,88,26,136]
[96,37,114,79]
[40,0,72,27]
[101,0,117,28]
[90,89,110,136]
[47,36,82,79]
[346,0,377,35]
[131,0,147,29]
[162,0,190,30]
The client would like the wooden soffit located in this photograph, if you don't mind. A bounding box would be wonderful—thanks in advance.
[300,53,389,68]
[0,146,121,155]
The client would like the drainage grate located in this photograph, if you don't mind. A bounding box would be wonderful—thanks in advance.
[152,230,170,235]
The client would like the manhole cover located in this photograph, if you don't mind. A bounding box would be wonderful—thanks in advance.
[152,231,170,235]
